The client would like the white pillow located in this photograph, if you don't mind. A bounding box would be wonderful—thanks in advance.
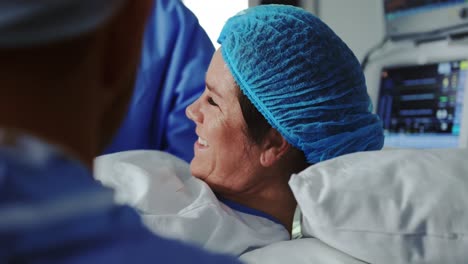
[239,238,367,264]
[289,148,468,264]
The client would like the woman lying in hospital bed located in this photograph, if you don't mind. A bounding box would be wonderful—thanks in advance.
[95,5,468,264]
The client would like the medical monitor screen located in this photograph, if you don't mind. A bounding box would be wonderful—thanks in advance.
[384,0,468,39]
[377,59,468,148]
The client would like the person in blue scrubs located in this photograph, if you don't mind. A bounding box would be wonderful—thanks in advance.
[104,0,214,163]
[0,1,240,263]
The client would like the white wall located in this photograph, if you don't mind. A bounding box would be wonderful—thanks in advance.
[183,0,249,49]
[249,0,317,14]
[184,0,317,49]
[317,0,385,62]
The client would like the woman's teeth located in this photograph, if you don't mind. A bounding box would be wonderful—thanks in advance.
[198,137,208,147]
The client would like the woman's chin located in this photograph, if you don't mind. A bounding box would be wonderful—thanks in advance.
[189,163,205,180]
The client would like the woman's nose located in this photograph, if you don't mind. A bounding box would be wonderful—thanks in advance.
[186,99,203,124]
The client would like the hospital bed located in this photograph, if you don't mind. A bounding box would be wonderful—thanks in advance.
[95,148,468,264]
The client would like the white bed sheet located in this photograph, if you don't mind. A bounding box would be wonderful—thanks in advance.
[240,237,367,264]
[94,150,289,256]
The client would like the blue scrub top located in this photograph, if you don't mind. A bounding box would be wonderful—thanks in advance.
[104,0,214,163]
[0,135,241,264]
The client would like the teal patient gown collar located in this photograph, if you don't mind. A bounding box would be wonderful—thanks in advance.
[217,195,282,226]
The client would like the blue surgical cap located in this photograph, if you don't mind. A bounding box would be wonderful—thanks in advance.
[0,0,125,47]
[218,5,384,164]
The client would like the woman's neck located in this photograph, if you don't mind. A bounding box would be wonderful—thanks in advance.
[220,180,297,235]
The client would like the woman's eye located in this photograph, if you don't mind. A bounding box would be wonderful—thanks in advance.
[207,97,218,106]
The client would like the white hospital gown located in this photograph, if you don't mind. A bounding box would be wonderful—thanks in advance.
[94,150,289,256]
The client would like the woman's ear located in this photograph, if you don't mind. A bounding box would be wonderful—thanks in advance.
[259,129,290,167]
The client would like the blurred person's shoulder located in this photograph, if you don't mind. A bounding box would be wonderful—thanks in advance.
[0,134,241,264]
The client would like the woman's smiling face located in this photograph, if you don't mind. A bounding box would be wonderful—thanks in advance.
[186,48,264,194]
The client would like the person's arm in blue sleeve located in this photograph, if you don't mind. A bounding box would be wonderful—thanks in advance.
[104,0,214,163]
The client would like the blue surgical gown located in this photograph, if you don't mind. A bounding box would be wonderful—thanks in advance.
[0,135,241,264]
[104,0,214,163]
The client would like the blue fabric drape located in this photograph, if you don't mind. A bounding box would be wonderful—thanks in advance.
[104,0,214,163]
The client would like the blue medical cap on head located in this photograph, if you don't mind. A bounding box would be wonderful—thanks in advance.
[218,5,384,164]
